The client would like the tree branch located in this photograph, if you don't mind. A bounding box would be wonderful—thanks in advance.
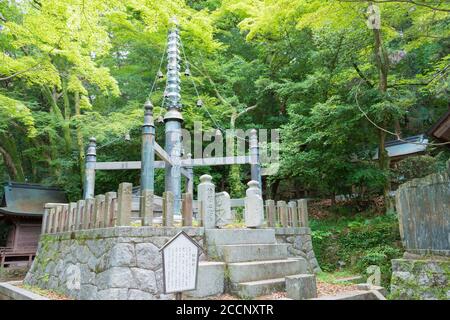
[352,62,374,88]
[339,0,450,12]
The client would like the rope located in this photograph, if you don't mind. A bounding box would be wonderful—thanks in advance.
[354,81,450,146]
[97,44,168,149]
[179,40,250,143]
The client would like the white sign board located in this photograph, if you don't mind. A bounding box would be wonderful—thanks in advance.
[160,231,202,294]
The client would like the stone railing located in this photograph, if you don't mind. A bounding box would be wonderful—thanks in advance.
[41,182,197,234]
[264,199,309,228]
[42,176,309,233]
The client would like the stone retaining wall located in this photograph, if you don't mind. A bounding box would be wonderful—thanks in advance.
[24,227,204,300]
[274,227,321,273]
[390,256,450,300]
[24,226,321,299]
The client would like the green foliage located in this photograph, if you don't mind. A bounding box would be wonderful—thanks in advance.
[392,155,438,184]
[0,0,448,204]
[310,212,403,288]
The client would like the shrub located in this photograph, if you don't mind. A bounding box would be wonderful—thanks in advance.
[392,155,437,184]
[311,212,403,288]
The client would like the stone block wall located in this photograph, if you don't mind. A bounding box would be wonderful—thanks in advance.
[24,227,204,300]
[390,257,450,300]
[274,227,321,273]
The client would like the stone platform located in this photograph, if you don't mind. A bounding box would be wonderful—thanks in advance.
[24,226,320,300]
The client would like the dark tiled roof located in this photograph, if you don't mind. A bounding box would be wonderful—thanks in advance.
[0,182,67,217]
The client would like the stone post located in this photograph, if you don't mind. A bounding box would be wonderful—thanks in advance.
[297,199,309,228]
[185,153,194,195]
[140,100,155,226]
[59,204,68,232]
[117,182,132,226]
[288,201,298,227]
[94,195,105,228]
[83,198,94,229]
[61,204,69,232]
[68,202,77,231]
[277,200,288,227]
[215,191,232,227]
[76,200,85,230]
[105,192,117,227]
[182,192,193,226]
[42,205,50,234]
[266,200,276,227]
[163,191,174,227]
[197,174,216,228]
[244,180,264,228]
[45,207,55,234]
[249,129,262,190]
[83,137,96,199]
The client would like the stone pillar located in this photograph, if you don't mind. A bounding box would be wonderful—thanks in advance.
[249,129,262,190]
[55,204,64,232]
[140,100,155,225]
[182,193,193,226]
[215,191,232,227]
[45,206,55,234]
[83,137,96,199]
[117,182,132,226]
[59,204,68,232]
[162,191,174,227]
[277,200,288,227]
[104,192,117,227]
[68,202,77,231]
[42,205,50,234]
[76,200,85,230]
[94,195,105,228]
[288,201,298,227]
[297,199,309,228]
[266,199,276,227]
[185,153,194,195]
[164,23,183,216]
[198,174,216,228]
[244,180,264,228]
[83,198,94,229]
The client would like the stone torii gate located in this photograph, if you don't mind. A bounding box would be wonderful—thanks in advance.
[83,19,262,219]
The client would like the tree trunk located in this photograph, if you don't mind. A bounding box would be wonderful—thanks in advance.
[74,91,85,187]
[372,25,392,208]
[0,136,25,181]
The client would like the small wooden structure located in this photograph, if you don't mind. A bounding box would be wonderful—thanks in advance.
[0,182,67,267]
[373,134,429,164]
[428,108,450,143]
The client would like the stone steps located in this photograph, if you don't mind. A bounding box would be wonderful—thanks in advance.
[204,228,312,299]
[227,258,307,283]
[205,228,276,246]
[214,243,289,263]
[231,277,286,298]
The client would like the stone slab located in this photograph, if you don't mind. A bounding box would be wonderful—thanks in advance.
[285,274,317,300]
[233,277,285,298]
[311,290,386,300]
[205,229,276,247]
[184,262,225,298]
[0,281,49,300]
[228,258,307,283]
[214,243,289,263]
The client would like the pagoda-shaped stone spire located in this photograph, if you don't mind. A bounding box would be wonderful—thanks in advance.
[165,17,182,111]
[164,16,183,214]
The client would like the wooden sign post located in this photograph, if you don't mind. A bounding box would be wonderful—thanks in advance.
[159,231,203,299]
